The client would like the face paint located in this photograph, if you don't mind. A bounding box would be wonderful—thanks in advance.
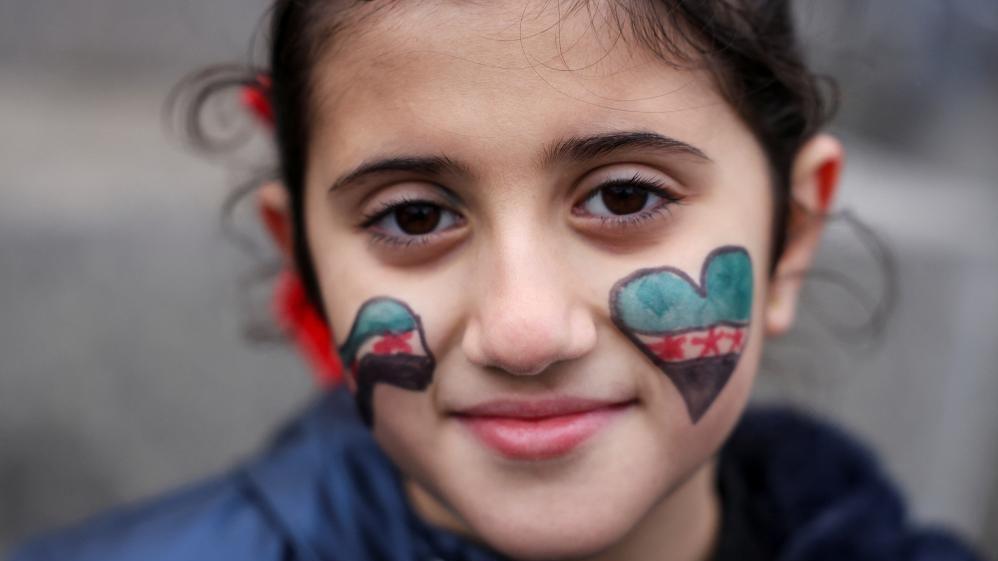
[610,246,753,423]
[338,297,436,425]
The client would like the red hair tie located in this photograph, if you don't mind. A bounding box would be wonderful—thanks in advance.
[273,270,343,386]
[242,75,274,127]
[241,76,343,386]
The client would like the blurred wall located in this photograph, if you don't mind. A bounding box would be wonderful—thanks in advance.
[1,0,996,556]
[0,1,268,66]
[797,0,998,176]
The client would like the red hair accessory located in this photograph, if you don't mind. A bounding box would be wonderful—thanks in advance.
[242,75,343,386]
[273,269,343,386]
[817,159,838,212]
[241,75,274,127]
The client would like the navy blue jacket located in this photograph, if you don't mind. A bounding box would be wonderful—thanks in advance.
[10,388,984,561]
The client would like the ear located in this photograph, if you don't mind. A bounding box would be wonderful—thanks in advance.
[259,180,345,386]
[765,134,843,337]
[257,180,293,261]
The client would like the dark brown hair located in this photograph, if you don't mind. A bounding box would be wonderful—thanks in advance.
[176,0,837,316]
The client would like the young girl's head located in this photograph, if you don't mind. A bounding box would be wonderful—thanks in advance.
[236,1,840,558]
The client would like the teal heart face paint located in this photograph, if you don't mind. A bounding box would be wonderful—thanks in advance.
[610,246,753,423]
[338,298,436,425]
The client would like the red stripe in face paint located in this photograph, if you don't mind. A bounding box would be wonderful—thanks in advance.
[643,325,747,362]
[371,331,415,355]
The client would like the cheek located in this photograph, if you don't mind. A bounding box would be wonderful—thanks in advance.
[370,385,443,479]
[336,297,437,425]
[609,246,754,424]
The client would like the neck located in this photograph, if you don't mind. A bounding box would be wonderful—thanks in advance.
[406,459,721,561]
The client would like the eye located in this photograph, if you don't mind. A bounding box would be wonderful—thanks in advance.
[576,174,683,222]
[584,183,660,216]
[361,198,463,244]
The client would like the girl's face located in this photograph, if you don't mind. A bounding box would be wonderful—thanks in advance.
[282,3,834,559]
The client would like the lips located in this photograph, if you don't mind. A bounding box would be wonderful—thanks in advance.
[454,398,634,461]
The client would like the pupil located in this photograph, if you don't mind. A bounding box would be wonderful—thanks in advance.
[395,204,441,235]
[601,185,648,215]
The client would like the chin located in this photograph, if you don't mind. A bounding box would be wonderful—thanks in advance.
[436,447,670,561]
[372,387,719,560]
[463,498,642,561]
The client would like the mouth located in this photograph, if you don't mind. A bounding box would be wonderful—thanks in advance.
[453,397,637,461]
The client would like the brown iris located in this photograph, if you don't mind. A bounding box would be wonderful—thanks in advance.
[395,203,442,235]
[601,184,650,215]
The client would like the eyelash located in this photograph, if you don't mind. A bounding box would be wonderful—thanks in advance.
[367,230,438,248]
[358,196,453,248]
[577,174,686,229]
[358,176,685,247]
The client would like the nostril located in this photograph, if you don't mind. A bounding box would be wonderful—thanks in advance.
[493,356,556,377]
[463,309,596,376]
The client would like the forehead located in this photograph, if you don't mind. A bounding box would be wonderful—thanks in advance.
[308,1,741,173]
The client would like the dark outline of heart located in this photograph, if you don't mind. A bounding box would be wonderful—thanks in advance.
[340,297,437,426]
[609,245,752,424]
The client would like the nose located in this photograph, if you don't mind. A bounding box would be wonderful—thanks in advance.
[462,230,597,376]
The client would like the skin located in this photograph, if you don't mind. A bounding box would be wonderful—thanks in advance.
[337,297,436,425]
[260,2,843,560]
[611,246,753,423]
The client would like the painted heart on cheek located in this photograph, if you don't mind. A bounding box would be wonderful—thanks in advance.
[338,298,436,426]
[610,246,753,423]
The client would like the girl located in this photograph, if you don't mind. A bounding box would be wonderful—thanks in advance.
[12,1,985,560]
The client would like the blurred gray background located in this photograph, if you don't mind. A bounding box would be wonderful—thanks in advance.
[1,0,997,557]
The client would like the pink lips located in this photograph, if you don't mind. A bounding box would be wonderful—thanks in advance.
[455,398,633,461]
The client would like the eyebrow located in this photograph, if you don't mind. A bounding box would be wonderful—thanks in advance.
[328,155,471,193]
[543,130,711,166]
[328,131,710,193]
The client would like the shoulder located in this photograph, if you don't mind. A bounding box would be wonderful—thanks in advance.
[10,389,402,561]
[721,406,985,561]
[9,472,284,561]
[8,390,372,561]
